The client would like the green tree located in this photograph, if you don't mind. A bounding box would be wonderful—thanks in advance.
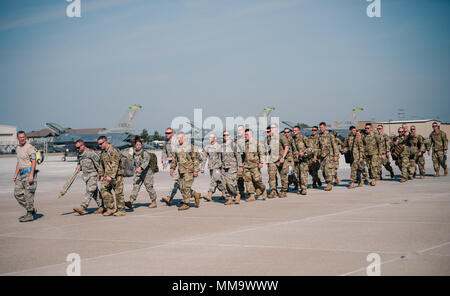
[140,129,151,143]
[152,131,163,141]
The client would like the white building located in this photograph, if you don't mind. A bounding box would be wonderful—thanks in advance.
[0,125,18,153]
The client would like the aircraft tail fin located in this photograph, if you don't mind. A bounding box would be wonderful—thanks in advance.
[102,105,142,134]
[46,122,67,135]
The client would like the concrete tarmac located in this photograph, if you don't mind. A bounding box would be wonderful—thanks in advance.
[0,152,449,275]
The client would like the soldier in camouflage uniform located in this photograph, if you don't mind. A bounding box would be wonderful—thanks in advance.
[318,122,339,191]
[201,134,225,202]
[73,140,104,215]
[343,126,364,189]
[267,123,291,198]
[125,137,158,210]
[221,131,243,205]
[392,127,410,183]
[243,129,267,201]
[428,122,448,177]
[308,126,322,188]
[405,126,423,179]
[293,126,313,195]
[13,131,38,222]
[169,132,201,211]
[331,130,343,185]
[376,125,395,180]
[356,129,370,186]
[409,126,426,178]
[283,128,299,191]
[235,125,246,197]
[362,123,382,186]
[97,136,126,216]
[161,128,180,205]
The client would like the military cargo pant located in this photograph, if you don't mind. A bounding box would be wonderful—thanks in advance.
[14,171,37,212]
[81,174,102,208]
[408,155,417,178]
[309,159,320,185]
[320,155,336,184]
[333,157,340,181]
[236,170,245,195]
[130,169,157,202]
[208,169,224,193]
[179,172,198,205]
[295,161,309,190]
[356,160,369,183]
[167,170,180,201]
[243,167,266,195]
[221,167,238,197]
[350,159,360,183]
[366,154,379,180]
[416,154,426,176]
[395,154,409,179]
[268,161,289,193]
[377,155,394,178]
[101,176,125,212]
[432,150,447,173]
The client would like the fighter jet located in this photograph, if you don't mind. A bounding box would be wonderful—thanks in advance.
[46,105,142,159]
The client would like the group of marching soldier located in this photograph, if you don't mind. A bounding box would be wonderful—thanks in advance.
[11,121,449,221]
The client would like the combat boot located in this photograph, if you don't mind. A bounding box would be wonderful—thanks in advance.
[162,196,171,206]
[279,191,287,198]
[194,192,201,207]
[73,206,87,215]
[19,211,34,222]
[235,193,241,204]
[419,175,425,179]
[376,176,381,181]
[324,183,332,191]
[178,204,190,211]
[317,179,322,187]
[358,182,363,187]
[224,198,234,206]
[370,180,376,186]
[261,190,267,200]
[103,209,116,216]
[400,178,407,183]
[301,189,307,195]
[246,194,256,202]
[93,207,104,214]
[408,176,412,180]
[445,168,448,176]
[312,182,317,189]
[297,190,301,195]
[348,183,355,189]
[334,177,340,185]
[268,191,276,199]
[435,172,440,177]
[148,201,157,208]
[113,211,126,217]
[203,192,212,202]
[255,188,261,196]
[125,198,135,209]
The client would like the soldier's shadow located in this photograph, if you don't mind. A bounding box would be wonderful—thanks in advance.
[33,213,44,220]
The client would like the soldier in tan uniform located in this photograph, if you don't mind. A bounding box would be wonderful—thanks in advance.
[235,125,246,197]
[362,123,382,186]
[293,126,313,195]
[392,127,410,183]
[169,132,201,211]
[410,125,426,178]
[201,134,225,202]
[161,128,180,205]
[428,122,448,176]
[243,129,267,202]
[331,130,343,185]
[221,131,243,205]
[73,139,104,215]
[308,126,322,188]
[376,125,395,180]
[405,126,424,179]
[13,131,38,222]
[267,124,290,198]
[318,122,339,191]
[343,126,364,189]
[97,136,126,217]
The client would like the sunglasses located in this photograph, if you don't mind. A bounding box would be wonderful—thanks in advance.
[75,146,82,150]
[165,132,172,135]
[411,128,416,130]
[377,128,382,130]
[98,141,105,146]
[365,128,370,130]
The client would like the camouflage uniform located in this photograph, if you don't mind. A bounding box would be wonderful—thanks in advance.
[405,134,423,178]
[78,148,103,208]
[129,148,157,203]
[14,142,37,213]
[362,133,382,181]
[343,134,364,184]
[332,133,344,183]
[221,140,243,197]
[308,133,321,187]
[162,138,180,200]
[392,135,410,180]
[293,134,313,191]
[267,134,291,194]
[201,142,224,194]
[285,135,299,190]
[415,134,427,177]
[234,136,246,196]
[377,134,394,179]
[243,138,266,195]
[99,145,125,213]
[170,143,200,205]
[318,131,339,185]
[429,130,448,174]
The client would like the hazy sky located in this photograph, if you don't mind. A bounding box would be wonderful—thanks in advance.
[1,0,449,134]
